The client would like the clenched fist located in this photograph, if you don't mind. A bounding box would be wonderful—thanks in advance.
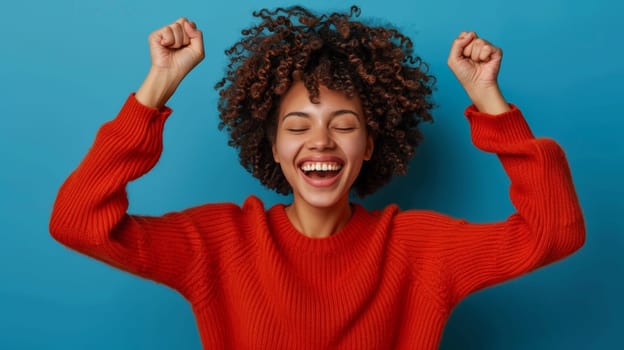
[448,32,510,114]
[136,18,205,109]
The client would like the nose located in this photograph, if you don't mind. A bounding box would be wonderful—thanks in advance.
[306,127,335,150]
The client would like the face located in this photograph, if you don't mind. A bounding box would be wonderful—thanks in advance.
[272,81,374,211]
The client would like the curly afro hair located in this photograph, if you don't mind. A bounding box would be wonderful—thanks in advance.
[215,5,435,197]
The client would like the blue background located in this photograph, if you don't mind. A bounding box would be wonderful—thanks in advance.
[1,0,621,348]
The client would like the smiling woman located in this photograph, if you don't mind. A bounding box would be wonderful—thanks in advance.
[49,5,585,350]
[272,82,374,236]
[216,6,434,199]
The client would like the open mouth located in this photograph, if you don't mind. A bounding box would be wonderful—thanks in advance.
[299,161,344,179]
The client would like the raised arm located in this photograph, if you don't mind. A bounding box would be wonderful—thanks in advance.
[397,32,585,308]
[49,19,211,293]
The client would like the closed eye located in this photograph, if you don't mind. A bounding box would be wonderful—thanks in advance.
[287,128,308,133]
[333,127,356,132]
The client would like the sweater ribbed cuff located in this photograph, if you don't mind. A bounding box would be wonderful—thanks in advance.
[125,92,172,117]
[464,104,535,152]
[114,93,172,127]
[98,93,173,150]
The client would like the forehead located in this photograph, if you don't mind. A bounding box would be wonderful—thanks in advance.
[278,81,363,117]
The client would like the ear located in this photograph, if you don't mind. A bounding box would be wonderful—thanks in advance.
[272,142,280,163]
[364,134,374,161]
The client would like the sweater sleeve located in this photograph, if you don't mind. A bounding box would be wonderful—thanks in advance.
[396,104,585,309]
[49,94,216,294]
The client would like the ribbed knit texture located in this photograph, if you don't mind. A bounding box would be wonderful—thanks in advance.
[49,95,585,349]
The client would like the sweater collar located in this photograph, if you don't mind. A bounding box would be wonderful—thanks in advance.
[266,201,376,255]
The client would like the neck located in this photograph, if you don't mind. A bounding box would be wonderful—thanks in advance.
[285,197,352,238]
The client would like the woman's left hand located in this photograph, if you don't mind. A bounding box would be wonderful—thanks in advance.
[448,32,510,114]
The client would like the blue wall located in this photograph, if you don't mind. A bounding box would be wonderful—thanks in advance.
[1,0,621,348]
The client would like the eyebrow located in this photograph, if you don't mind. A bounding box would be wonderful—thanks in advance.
[282,109,361,120]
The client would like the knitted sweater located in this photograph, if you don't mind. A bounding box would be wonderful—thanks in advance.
[50,94,585,349]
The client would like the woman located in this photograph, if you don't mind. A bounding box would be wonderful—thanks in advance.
[50,6,585,349]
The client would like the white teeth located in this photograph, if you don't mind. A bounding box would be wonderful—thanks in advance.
[300,162,342,172]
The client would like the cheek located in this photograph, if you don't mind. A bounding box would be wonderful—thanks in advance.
[341,135,371,161]
[274,136,301,164]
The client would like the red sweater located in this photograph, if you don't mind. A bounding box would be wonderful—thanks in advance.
[50,94,585,349]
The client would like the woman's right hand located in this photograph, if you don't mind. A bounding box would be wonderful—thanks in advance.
[136,18,205,109]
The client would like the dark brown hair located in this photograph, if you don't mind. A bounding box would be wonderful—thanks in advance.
[215,5,435,197]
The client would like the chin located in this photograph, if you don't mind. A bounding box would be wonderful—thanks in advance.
[294,189,350,210]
